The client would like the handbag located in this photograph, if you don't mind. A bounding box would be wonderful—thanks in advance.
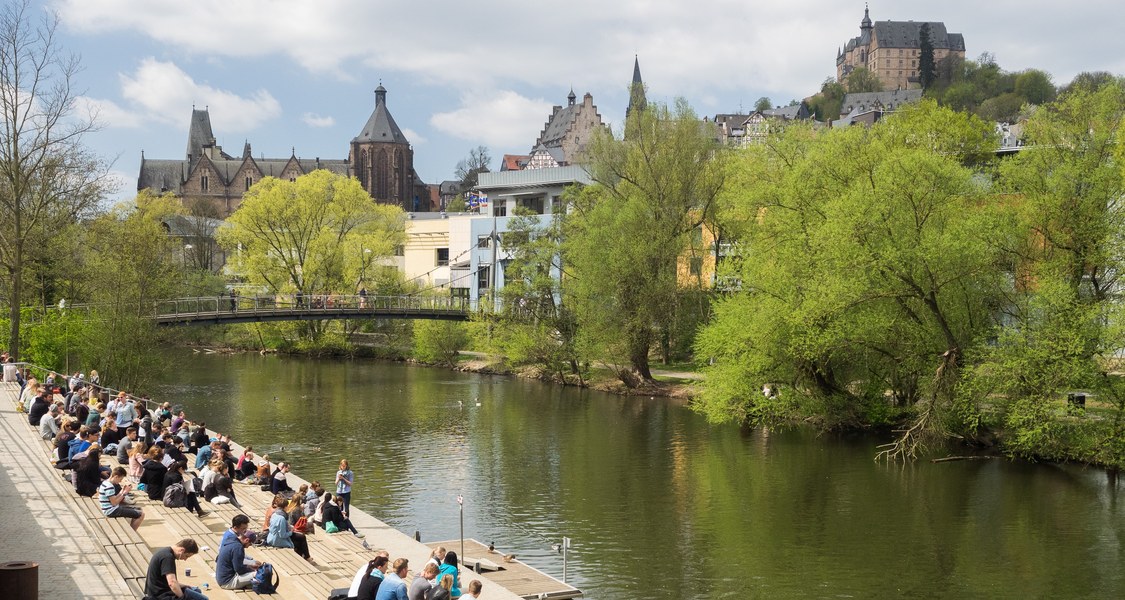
[293,516,308,532]
[325,521,340,534]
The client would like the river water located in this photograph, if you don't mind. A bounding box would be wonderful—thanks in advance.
[150,351,1124,599]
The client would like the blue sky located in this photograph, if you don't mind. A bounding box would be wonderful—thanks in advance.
[36,0,1125,202]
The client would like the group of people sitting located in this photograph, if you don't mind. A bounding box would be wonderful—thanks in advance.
[339,545,482,600]
[18,365,485,600]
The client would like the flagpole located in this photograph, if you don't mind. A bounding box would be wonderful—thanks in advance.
[458,494,464,564]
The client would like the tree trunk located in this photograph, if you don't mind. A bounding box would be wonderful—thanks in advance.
[8,256,20,359]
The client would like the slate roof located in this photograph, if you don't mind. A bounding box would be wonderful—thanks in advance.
[137,159,187,193]
[353,85,410,145]
[840,89,923,114]
[763,104,810,120]
[873,21,964,50]
[186,109,216,160]
[536,104,581,149]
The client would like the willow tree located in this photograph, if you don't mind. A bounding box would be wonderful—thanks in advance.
[218,170,405,296]
[565,99,725,385]
[0,1,110,357]
[697,101,1012,458]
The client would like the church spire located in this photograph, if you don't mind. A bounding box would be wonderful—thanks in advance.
[627,55,647,118]
[861,3,872,29]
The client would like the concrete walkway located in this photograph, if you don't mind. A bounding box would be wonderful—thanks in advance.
[0,382,131,599]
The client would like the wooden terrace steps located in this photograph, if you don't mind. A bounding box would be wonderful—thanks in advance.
[427,539,583,600]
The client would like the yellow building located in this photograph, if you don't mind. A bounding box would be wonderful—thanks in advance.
[836,6,965,91]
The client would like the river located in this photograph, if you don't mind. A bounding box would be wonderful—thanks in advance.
[150,350,1124,599]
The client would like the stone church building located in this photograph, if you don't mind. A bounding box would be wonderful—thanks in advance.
[138,85,429,217]
[836,6,965,91]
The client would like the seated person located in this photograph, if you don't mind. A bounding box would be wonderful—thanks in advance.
[216,515,261,590]
[144,538,205,600]
[140,446,169,500]
[267,496,314,564]
[163,461,208,517]
[98,467,144,531]
[321,492,362,536]
[116,427,138,465]
[271,462,293,497]
[74,447,108,497]
[39,404,60,440]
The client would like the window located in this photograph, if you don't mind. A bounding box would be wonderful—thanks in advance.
[201,175,209,192]
[245,176,252,191]
[551,196,563,214]
[691,225,704,246]
[393,245,404,256]
[436,248,449,266]
[689,257,703,276]
[493,204,507,217]
[477,266,490,290]
[517,196,545,214]
[477,235,491,249]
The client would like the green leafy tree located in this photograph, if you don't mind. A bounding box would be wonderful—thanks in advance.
[217,170,406,297]
[413,320,468,366]
[0,1,110,357]
[77,192,188,389]
[845,67,883,93]
[1014,69,1056,105]
[808,78,846,121]
[566,99,725,385]
[491,208,582,382]
[754,97,772,112]
[697,101,1009,458]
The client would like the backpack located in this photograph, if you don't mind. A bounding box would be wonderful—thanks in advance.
[252,562,279,594]
[162,482,186,508]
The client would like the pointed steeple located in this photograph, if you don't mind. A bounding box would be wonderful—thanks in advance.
[861,3,872,30]
[567,88,576,106]
[242,140,252,159]
[627,55,647,118]
[353,83,409,144]
[185,108,217,163]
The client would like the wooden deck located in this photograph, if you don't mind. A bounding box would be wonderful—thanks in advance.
[428,539,582,600]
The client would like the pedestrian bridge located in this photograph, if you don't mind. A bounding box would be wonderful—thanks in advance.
[152,294,471,326]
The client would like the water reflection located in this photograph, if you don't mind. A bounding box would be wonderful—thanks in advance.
[151,351,1124,599]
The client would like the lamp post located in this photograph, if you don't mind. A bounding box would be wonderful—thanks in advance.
[183,243,194,269]
[58,299,68,373]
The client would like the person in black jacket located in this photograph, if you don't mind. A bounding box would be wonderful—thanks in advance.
[140,447,168,500]
[73,447,106,497]
[27,392,51,426]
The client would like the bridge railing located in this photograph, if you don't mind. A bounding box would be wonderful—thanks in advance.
[153,294,472,319]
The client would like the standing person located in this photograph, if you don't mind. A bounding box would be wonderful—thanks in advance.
[216,515,262,590]
[408,563,438,600]
[374,558,409,600]
[336,459,354,516]
[98,467,145,531]
[144,538,207,600]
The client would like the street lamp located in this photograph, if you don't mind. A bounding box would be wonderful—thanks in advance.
[183,244,194,269]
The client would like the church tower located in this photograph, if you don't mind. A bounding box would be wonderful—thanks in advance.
[626,55,647,118]
[349,84,415,210]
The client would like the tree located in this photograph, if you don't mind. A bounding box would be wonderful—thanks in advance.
[566,99,725,384]
[808,78,846,121]
[413,320,468,366]
[845,67,883,93]
[918,23,935,89]
[490,208,582,382]
[0,1,110,357]
[1014,69,1056,105]
[77,192,188,389]
[454,146,491,193]
[754,97,772,112]
[696,102,1009,457]
[217,170,406,298]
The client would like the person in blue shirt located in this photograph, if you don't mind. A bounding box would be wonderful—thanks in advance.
[216,515,261,590]
[374,558,409,600]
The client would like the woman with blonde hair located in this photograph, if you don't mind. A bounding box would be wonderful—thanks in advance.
[335,458,354,516]
[431,574,454,600]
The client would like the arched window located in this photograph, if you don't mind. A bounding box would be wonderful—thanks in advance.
[359,149,368,189]
[376,149,390,199]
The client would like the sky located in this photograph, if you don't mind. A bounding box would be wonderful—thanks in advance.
[28,0,1125,202]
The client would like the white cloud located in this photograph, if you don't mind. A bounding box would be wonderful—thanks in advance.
[75,96,143,129]
[400,128,426,145]
[302,113,335,128]
[118,58,281,131]
[430,91,552,149]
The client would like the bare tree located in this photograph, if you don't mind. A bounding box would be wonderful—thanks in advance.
[0,1,110,357]
[454,145,491,193]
